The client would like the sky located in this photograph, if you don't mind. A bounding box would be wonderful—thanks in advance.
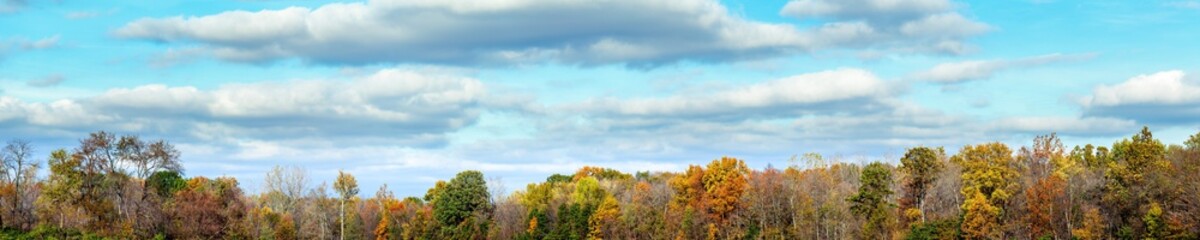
[2,0,1199,196]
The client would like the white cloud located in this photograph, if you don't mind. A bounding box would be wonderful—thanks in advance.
[116,0,812,67]
[118,7,309,46]
[915,53,1096,83]
[783,0,989,55]
[1083,70,1200,107]
[115,0,993,67]
[569,68,890,118]
[0,68,492,144]
[1080,70,1200,125]
[498,68,998,162]
[899,13,989,39]
[0,97,116,127]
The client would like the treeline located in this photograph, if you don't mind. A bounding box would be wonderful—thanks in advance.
[0,127,1197,239]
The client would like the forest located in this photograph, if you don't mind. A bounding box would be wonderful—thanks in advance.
[0,127,1196,240]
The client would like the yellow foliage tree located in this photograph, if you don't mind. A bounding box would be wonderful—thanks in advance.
[702,156,749,223]
[587,194,620,240]
[953,142,1018,239]
[961,191,1000,239]
[1071,207,1105,240]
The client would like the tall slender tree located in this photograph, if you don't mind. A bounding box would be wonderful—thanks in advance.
[334,170,359,240]
[899,146,944,225]
[1,140,38,229]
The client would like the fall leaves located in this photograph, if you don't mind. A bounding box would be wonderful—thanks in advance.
[666,157,749,239]
[1,127,1200,239]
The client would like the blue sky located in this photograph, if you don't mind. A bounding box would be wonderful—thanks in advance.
[2,0,1199,196]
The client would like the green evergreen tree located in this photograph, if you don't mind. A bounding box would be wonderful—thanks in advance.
[848,162,895,239]
[434,170,490,238]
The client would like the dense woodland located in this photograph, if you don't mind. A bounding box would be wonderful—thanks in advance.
[0,127,1197,239]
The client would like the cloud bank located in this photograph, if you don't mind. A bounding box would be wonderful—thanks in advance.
[781,0,989,55]
[915,53,1096,83]
[0,69,489,146]
[1082,70,1200,125]
[116,0,810,67]
[115,0,989,67]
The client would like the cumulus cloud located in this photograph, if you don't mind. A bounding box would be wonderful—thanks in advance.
[514,67,1133,161]
[914,53,1095,83]
[513,68,995,161]
[567,68,891,121]
[0,68,490,145]
[115,0,993,67]
[25,74,64,87]
[115,0,811,67]
[782,0,989,55]
[1080,70,1200,125]
[1082,70,1200,106]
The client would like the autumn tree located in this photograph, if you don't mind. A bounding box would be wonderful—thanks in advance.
[1072,206,1105,240]
[702,157,748,225]
[588,194,619,239]
[786,157,859,239]
[953,142,1018,239]
[334,170,360,240]
[668,165,705,239]
[1,140,39,229]
[299,182,337,239]
[572,176,606,207]
[17,127,1200,239]
[1017,133,1071,239]
[166,176,249,239]
[373,184,401,240]
[1103,126,1169,238]
[743,165,794,238]
[1161,131,1200,237]
[848,162,894,239]
[898,146,944,226]
[573,166,632,181]
[425,180,447,205]
[36,149,85,231]
[263,165,309,215]
[624,179,670,239]
[71,131,184,236]
[490,195,526,240]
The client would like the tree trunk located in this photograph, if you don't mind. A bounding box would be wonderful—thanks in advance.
[340,198,345,240]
